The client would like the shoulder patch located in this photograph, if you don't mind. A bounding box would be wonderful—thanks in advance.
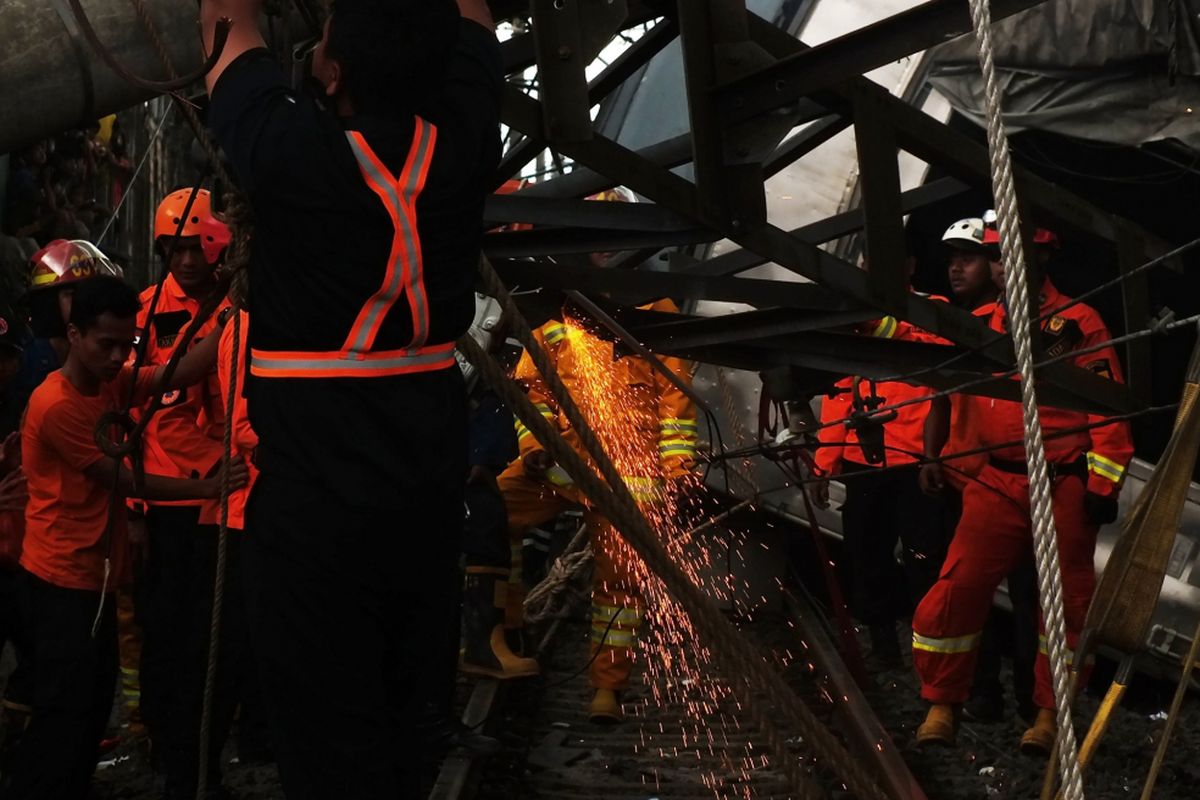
[160,388,186,407]
[1046,315,1067,334]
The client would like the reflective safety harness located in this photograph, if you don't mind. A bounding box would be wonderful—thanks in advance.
[250,117,456,378]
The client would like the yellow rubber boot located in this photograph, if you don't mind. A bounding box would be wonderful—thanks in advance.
[460,568,540,679]
[917,703,958,747]
[1020,708,1057,756]
[588,689,623,724]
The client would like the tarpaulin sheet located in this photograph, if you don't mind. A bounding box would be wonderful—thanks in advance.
[928,0,1200,149]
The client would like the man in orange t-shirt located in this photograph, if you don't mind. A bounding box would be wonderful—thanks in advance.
[2,276,243,800]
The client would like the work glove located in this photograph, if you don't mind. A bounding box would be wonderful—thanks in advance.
[1083,491,1119,526]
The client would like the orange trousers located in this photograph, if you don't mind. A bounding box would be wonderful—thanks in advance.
[912,467,1097,709]
[498,462,643,691]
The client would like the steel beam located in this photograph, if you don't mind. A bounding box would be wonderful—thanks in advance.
[741,14,1173,257]
[763,115,852,179]
[713,0,1048,125]
[853,105,908,305]
[501,86,1136,415]
[676,0,767,227]
[491,257,868,310]
[1117,231,1153,404]
[484,194,696,231]
[484,226,716,258]
[624,307,883,349]
[685,177,970,278]
[517,132,694,199]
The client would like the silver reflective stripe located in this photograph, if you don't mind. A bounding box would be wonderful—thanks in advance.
[251,348,452,374]
[342,119,435,353]
[403,120,435,347]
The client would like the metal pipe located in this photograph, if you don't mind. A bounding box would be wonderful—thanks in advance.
[0,0,298,154]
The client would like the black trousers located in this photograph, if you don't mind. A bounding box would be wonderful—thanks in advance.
[1,570,116,800]
[139,506,244,795]
[245,472,464,800]
[0,566,32,709]
[461,479,510,569]
[839,461,952,627]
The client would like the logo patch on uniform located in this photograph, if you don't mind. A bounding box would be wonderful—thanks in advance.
[1046,316,1067,334]
[160,388,185,407]
[1085,358,1114,381]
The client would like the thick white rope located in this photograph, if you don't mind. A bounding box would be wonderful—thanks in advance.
[965,1,1085,798]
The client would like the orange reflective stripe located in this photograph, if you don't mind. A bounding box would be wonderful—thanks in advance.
[342,118,438,355]
[249,343,455,379]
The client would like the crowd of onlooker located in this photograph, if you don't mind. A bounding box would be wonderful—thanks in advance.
[2,118,133,305]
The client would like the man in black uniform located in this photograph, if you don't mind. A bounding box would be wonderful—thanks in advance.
[201,1,501,797]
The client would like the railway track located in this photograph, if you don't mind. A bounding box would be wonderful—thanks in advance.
[428,577,924,800]
[426,570,1200,800]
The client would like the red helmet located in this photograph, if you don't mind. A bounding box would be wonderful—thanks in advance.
[1032,228,1059,248]
[982,210,1058,249]
[29,239,122,291]
[198,214,233,265]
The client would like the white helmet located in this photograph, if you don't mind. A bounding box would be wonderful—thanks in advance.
[455,293,504,391]
[941,217,987,252]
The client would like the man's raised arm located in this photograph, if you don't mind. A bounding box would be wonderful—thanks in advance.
[201,0,268,95]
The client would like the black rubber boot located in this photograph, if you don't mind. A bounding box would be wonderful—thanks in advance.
[460,568,539,680]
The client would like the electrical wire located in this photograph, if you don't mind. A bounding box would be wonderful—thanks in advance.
[710,402,1177,488]
[873,232,1200,388]
[781,311,1200,445]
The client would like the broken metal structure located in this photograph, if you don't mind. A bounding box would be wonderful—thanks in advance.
[483,0,1170,421]
[480,0,1200,676]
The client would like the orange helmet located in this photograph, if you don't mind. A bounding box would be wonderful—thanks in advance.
[29,239,123,291]
[155,188,233,265]
[154,188,215,242]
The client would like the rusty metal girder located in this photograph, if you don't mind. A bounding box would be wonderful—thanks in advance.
[496,1,1156,415]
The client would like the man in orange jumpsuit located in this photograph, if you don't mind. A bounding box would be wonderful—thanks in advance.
[133,189,234,798]
[811,245,952,668]
[913,237,1134,754]
[496,297,697,723]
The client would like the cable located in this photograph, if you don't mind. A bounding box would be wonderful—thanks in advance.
[873,232,1200,388]
[712,402,1177,487]
[96,103,174,247]
[776,311,1200,448]
[541,606,626,690]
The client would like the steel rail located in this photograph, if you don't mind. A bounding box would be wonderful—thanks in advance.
[782,588,929,800]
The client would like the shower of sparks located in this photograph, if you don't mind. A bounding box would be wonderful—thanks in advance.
[554,314,819,798]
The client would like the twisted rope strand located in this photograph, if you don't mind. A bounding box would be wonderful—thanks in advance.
[966,1,1085,797]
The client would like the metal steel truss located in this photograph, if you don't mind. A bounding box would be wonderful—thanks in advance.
[484,0,1171,414]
